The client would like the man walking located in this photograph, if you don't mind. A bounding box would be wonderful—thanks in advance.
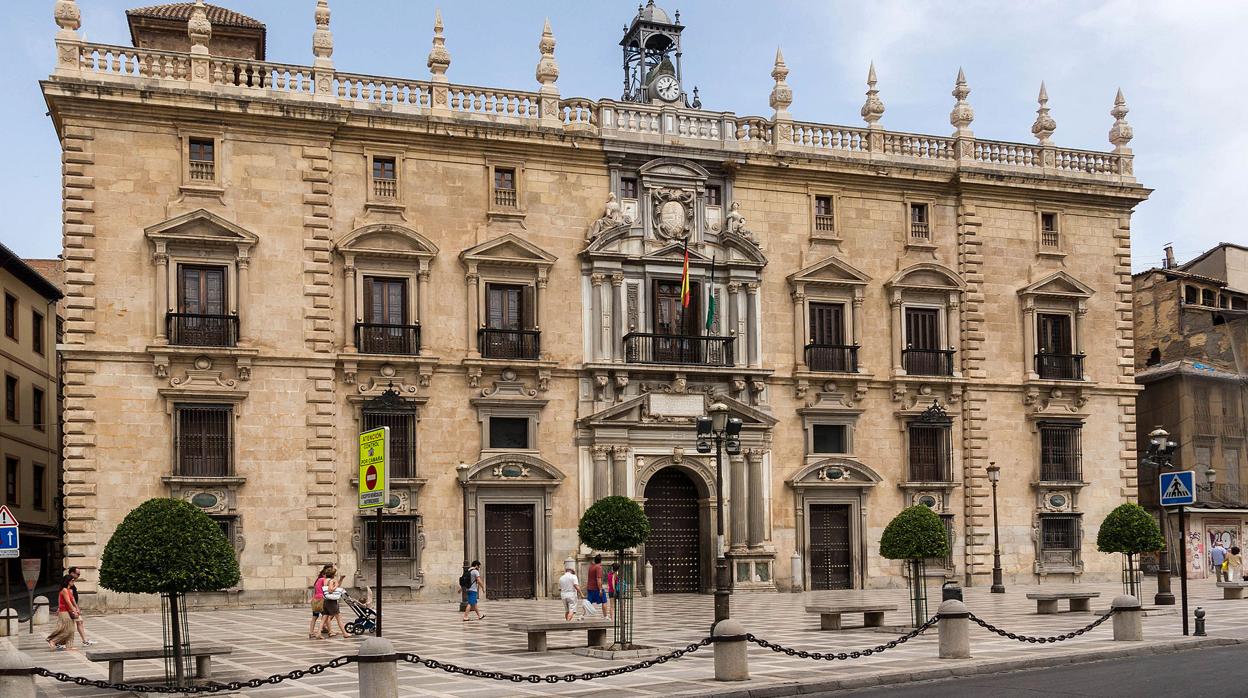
[558,564,581,621]
[461,561,486,622]
[1210,540,1229,582]
[584,554,605,618]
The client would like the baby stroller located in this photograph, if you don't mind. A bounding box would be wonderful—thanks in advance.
[342,588,379,636]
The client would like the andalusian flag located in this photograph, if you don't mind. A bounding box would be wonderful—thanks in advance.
[705,256,717,332]
[680,239,691,308]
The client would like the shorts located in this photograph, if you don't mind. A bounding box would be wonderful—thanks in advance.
[561,592,577,614]
[322,599,339,616]
[587,589,606,604]
[467,590,479,606]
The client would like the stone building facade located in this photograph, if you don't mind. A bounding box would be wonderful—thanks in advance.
[43,0,1150,609]
[1134,243,1248,578]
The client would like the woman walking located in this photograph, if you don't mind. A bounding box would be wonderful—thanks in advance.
[308,565,330,639]
[45,575,78,650]
[321,566,347,638]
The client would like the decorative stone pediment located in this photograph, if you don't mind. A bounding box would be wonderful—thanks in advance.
[886,262,966,292]
[720,226,767,265]
[1018,270,1095,300]
[460,233,557,271]
[336,223,438,265]
[578,392,778,428]
[638,157,710,182]
[788,458,881,488]
[1024,385,1089,416]
[642,242,716,265]
[157,356,249,407]
[789,256,871,289]
[145,208,258,253]
[459,453,565,486]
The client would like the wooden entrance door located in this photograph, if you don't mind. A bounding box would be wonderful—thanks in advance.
[808,503,853,590]
[653,280,700,363]
[643,468,702,593]
[483,503,535,599]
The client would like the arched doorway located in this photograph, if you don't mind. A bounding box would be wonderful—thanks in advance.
[644,467,702,593]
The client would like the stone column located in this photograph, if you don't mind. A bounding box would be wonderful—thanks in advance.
[611,273,625,362]
[1075,301,1087,356]
[791,289,806,369]
[592,445,610,502]
[535,275,547,358]
[342,260,357,352]
[746,283,760,368]
[890,291,904,375]
[417,269,430,354]
[852,293,865,372]
[746,449,766,548]
[611,445,629,497]
[1022,298,1036,379]
[729,453,747,552]
[728,282,742,352]
[590,273,605,362]
[466,270,480,357]
[153,248,169,343]
[946,294,961,373]
[599,275,613,363]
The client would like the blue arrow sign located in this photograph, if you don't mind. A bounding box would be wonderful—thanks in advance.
[1160,470,1196,507]
[0,526,18,558]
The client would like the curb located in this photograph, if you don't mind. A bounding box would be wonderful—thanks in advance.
[673,636,1242,697]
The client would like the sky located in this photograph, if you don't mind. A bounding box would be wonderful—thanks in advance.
[1,0,1245,270]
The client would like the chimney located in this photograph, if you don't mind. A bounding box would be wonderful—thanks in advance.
[1163,244,1175,269]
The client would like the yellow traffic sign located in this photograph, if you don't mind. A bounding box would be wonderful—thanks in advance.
[358,427,389,509]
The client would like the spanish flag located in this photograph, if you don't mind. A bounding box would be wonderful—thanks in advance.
[680,239,691,308]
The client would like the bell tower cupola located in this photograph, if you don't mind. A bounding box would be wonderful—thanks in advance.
[620,1,690,105]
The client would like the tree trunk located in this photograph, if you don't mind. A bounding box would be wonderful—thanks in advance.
[168,592,186,686]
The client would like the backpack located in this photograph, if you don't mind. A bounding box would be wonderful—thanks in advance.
[458,569,474,590]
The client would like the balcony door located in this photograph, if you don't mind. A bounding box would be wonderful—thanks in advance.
[809,302,848,371]
[362,277,410,354]
[175,265,229,346]
[1037,313,1075,379]
[904,307,939,350]
[482,283,536,359]
[653,280,700,363]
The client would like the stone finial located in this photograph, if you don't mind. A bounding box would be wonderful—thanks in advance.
[1108,88,1134,152]
[53,0,81,37]
[1031,81,1056,145]
[860,61,885,128]
[427,9,451,83]
[187,0,212,55]
[312,0,333,66]
[535,18,559,91]
[769,47,793,118]
[949,67,974,136]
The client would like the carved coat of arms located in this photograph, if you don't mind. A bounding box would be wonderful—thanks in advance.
[651,188,695,241]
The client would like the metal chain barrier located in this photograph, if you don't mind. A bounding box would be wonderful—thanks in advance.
[967,607,1116,643]
[29,656,356,694]
[399,637,713,683]
[743,615,939,660]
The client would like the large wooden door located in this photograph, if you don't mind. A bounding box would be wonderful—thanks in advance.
[644,468,702,593]
[483,504,535,599]
[808,503,853,590]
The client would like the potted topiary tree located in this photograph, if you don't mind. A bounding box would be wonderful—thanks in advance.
[880,505,950,627]
[100,498,240,686]
[1096,502,1164,599]
[577,495,651,649]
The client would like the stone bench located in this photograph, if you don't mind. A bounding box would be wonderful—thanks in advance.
[506,619,614,652]
[804,604,897,630]
[1217,581,1248,599]
[1026,592,1100,614]
[85,644,232,684]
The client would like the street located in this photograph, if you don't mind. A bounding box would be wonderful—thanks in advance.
[831,644,1248,697]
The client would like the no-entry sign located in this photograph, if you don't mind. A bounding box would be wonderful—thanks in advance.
[358,427,389,510]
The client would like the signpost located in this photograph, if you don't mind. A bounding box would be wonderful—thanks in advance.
[0,505,18,624]
[359,427,389,637]
[21,558,39,633]
[1160,471,1196,636]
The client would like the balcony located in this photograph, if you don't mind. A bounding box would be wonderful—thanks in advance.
[1035,352,1084,380]
[910,221,930,239]
[373,177,397,198]
[902,347,955,376]
[1205,483,1248,508]
[479,328,540,360]
[356,322,421,355]
[814,214,835,232]
[167,312,238,348]
[805,343,858,373]
[188,160,215,182]
[623,333,734,367]
[493,187,518,209]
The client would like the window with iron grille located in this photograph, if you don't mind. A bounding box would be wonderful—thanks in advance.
[365,516,419,559]
[926,514,955,570]
[493,167,517,208]
[362,410,416,479]
[210,515,238,554]
[489,417,530,449]
[1039,422,1082,481]
[32,310,44,355]
[620,177,638,200]
[175,404,233,477]
[814,195,835,232]
[1040,516,1079,552]
[907,424,951,482]
[188,138,215,182]
[706,185,722,206]
[812,424,848,454]
[1040,212,1059,247]
[909,203,930,239]
[372,156,397,198]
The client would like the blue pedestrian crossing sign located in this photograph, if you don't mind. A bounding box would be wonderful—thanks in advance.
[1159,471,1196,507]
[0,504,18,559]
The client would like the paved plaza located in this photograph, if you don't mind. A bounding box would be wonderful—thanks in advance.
[7,579,1247,697]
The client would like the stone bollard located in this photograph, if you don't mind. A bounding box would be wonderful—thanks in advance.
[790,552,803,593]
[0,649,36,698]
[1111,595,1143,641]
[1194,607,1207,637]
[712,618,749,682]
[32,597,49,626]
[937,599,971,659]
[0,609,19,637]
[356,637,398,698]
[644,561,654,597]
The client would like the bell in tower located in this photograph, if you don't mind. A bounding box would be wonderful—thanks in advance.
[620,1,693,105]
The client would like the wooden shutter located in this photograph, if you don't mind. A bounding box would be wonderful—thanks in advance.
[809,302,844,345]
[904,308,939,349]
[522,285,535,330]
[1038,313,1072,354]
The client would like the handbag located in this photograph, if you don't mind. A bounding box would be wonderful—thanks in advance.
[311,598,325,613]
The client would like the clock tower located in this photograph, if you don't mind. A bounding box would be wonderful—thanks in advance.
[620,1,690,105]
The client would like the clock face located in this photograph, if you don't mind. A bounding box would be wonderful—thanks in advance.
[655,75,680,102]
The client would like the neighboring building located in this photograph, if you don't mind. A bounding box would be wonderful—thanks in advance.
[43,0,1149,609]
[1134,243,1248,578]
[0,244,64,591]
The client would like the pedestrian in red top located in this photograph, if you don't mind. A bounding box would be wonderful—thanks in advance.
[584,554,606,617]
[46,575,77,650]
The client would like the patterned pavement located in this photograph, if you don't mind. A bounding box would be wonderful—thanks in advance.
[9,579,1248,697]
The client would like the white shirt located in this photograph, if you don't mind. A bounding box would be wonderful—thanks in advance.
[559,571,579,595]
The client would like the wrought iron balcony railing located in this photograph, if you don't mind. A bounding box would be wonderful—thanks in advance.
[356,322,421,355]
[1035,352,1084,380]
[805,343,858,373]
[623,332,734,367]
[167,312,238,347]
[479,328,540,360]
[902,347,955,376]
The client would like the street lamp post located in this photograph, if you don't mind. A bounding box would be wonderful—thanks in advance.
[696,402,741,629]
[987,462,1005,594]
[1145,428,1178,607]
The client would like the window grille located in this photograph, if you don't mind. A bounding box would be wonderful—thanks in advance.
[175,404,232,477]
[908,424,951,482]
[362,410,416,479]
[1041,516,1079,551]
[1039,423,1082,481]
[365,517,418,559]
